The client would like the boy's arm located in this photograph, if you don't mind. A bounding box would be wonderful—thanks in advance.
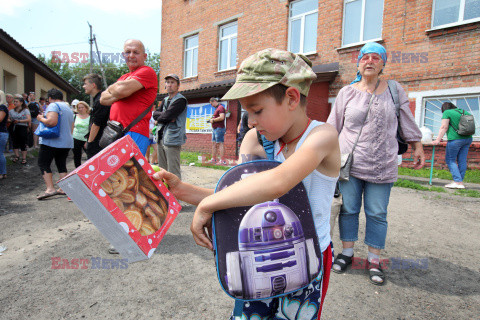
[152,169,213,206]
[191,124,340,250]
[237,128,267,163]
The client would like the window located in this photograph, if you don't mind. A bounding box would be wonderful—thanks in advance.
[342,0,384,46]
[218,22,237,71]
[423,95,480,139]
[288,0,318,54]
[432,0,480,28]
[184,35,198,78]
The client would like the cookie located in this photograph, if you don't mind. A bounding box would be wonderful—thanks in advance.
[139,222,156,236]
[101,179,114,194]
[124,209,143,230]
[145,207,161,230]
[139,185,159,201]
[118,190,135,204]
[135,191,148,208]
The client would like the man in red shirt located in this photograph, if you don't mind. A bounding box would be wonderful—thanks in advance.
[100,39,158,155]
[209,97,226,164]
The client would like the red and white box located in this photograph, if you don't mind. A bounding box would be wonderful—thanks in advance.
[58,135,181,262]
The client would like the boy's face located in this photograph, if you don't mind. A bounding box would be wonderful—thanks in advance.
[239,91,292,142]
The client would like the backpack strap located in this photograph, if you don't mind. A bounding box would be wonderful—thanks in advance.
[256,130,275,160]
[387,80,400,117]
[449,109,465,133]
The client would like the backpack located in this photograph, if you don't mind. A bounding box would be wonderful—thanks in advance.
[212,160,323,303]
[387,80,409,155]
[28,102,40,119]
[450,109,475,136]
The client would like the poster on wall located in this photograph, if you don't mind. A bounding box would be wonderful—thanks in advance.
[186,101,227,134]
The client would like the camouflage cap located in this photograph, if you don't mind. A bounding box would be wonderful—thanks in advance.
[222,48,317,100]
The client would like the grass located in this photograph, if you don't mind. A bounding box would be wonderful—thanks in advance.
[398,167,480,184]
[180,151,230,171]
[394,179,446,193]
[453,189,480,198]
[395,178,480,198]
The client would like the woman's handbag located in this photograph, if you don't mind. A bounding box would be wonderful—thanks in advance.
[339,153,353,181]
[34,103,61,139]
[339,80,379,181]
[99,104,153,149]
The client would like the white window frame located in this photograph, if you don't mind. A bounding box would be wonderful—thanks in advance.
[430,0,480,30]
[288,0,319,54]
[409,87,480,141]
[218,21,238,72]
[183,34,199,78]
[341,0,384,47]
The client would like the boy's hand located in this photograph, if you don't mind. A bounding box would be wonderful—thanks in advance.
[190,202,214,251]
[152,168,180,193]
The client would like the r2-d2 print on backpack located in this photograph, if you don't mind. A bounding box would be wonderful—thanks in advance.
[225,200,321,300]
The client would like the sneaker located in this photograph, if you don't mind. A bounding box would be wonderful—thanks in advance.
[220,160,228,165]
[445,182,465,189]
[208,159,217,164]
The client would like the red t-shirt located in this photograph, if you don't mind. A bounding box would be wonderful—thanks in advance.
[109,65,158,137]
[212,104,226,129]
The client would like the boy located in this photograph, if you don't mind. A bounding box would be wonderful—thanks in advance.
[154,48,340,319]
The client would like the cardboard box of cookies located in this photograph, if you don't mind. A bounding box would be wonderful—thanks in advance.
[58,135,181,262]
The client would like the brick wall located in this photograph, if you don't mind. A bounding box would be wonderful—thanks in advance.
[401,144,480,170]
[162,0,480,164]
[182,98,240,159]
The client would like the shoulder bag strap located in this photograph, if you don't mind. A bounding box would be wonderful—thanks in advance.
[350,79,380,154]
[123,104,154,134]
[387,80,400,117]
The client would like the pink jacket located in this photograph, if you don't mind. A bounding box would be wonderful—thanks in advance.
[327,81,422,183]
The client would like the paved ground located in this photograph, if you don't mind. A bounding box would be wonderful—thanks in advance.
[0,152,479,319]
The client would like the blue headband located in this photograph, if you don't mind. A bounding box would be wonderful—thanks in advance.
[351,42,387,84]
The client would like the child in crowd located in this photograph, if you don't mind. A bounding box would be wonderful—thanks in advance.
[154,48,340,319]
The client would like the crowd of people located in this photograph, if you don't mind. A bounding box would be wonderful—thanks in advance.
[1,39,475,319]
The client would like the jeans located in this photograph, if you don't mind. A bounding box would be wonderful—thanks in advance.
[445,138,472,182]
[0,132,8,175]
[338,176,393,249]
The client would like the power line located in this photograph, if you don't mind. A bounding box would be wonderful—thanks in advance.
[26,41,86,49]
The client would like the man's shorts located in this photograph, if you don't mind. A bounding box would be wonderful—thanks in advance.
[212,127,226,143]
[126,132,149,156]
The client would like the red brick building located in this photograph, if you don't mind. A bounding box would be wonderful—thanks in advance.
[159,0,480,168]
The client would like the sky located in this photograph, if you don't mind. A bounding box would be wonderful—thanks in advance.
[0,0,162,61]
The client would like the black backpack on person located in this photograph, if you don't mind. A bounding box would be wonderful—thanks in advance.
[450,109,475,136]
[28,102,40,118]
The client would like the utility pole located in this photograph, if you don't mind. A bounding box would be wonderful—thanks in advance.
[87,22,93,106]
[93,35,108,89]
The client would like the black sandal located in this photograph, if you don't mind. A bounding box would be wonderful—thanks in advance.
[367,260,385,286]
[332,253,353,274]
[11,156,19,163]
[21,159,27,165]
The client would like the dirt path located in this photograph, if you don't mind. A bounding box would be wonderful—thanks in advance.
[0,157,479,319]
